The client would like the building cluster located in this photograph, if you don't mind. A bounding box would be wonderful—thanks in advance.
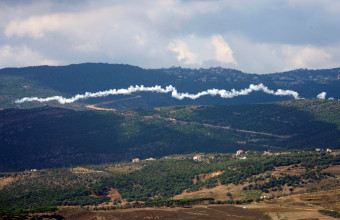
[132,157,156,163]
[315,148,332,153]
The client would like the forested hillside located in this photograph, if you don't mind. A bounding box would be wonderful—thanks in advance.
[0,63,339,109]
[0,99,339,171]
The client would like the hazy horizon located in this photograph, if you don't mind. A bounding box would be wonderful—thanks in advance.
[1,0,340,73]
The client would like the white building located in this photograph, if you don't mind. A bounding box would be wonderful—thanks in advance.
[132,158,140,163]
[236,150,244,156]
[193,155,201,161]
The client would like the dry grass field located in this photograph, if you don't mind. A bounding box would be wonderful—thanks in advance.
[58,205,271,220]
[0,176,15,190]
[56,188,340,220]
[242,188,340,220]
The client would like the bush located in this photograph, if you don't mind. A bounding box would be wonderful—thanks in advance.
[319,210,340,218]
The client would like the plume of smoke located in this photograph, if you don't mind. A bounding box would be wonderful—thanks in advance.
[15,83,301,104]
[317,92,327,99]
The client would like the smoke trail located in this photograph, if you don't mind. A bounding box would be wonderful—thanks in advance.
[317,92,327,99]
[15,83,301,104]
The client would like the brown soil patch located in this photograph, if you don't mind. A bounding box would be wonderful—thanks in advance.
[58,205,270,220]
[0,176,15,190]
[104,163,142,174]
[242,189,340,220]
[91,188,125,209]
[271,165,306,177]
[243,204,333,220]
[300,188,340,211]
[324,165,340,177]
[85,96,141,111]
[174,183,247,201]
[86,105,117,111]
[107,188,121,201]
[71,167,103,174]
[193,171,225,184]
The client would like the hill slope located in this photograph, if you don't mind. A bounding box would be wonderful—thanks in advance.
[0,99,339,171]
[0,63,339,109]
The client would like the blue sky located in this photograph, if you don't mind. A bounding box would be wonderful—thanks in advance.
[1,0,339,73]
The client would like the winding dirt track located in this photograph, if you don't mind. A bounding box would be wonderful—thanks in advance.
[86,98,291,139]
[145,114,291,139]
[85,95,141,111]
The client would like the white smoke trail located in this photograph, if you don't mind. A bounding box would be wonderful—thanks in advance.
[317,92,327,99]
[15,83,301,104]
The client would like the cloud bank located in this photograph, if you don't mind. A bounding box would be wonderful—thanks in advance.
[15,84,300,104]
[1,0,340,73]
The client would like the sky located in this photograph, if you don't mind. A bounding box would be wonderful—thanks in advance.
[1,0,340,73]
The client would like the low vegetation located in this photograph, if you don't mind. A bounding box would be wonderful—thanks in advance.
[0,206,58,219]
[1,150,339,213]
[319,209,340,218]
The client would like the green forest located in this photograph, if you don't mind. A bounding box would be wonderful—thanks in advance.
[1,99,340,172]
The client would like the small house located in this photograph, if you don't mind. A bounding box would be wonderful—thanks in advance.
[236,150,244,156]
[132,158,140,163]
[193,155,201,161]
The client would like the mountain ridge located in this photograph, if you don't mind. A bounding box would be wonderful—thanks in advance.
[1,63,339,109]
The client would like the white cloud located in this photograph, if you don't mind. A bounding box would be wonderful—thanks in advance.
[210,35,236,64]
[5,14,69,38]
[222,34,338,73]
[281,45,331,70]
[317,92,327,99]
[0,45,59,67]
[0,0,339,72]
[168,40,198,64]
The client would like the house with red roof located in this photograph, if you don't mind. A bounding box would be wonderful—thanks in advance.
[236,150,244,156]
[132,158,140,163]
[193,155,201,161]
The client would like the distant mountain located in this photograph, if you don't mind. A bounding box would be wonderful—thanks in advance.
[1,99,339,171]
[0,63,339,109]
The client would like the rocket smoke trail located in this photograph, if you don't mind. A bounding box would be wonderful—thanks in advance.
[15,83,301,104]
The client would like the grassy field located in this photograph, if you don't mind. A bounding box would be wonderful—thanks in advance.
[58,205,271,220]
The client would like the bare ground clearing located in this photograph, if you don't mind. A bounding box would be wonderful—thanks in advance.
[0,176,15,190]
[58,205,271,220]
